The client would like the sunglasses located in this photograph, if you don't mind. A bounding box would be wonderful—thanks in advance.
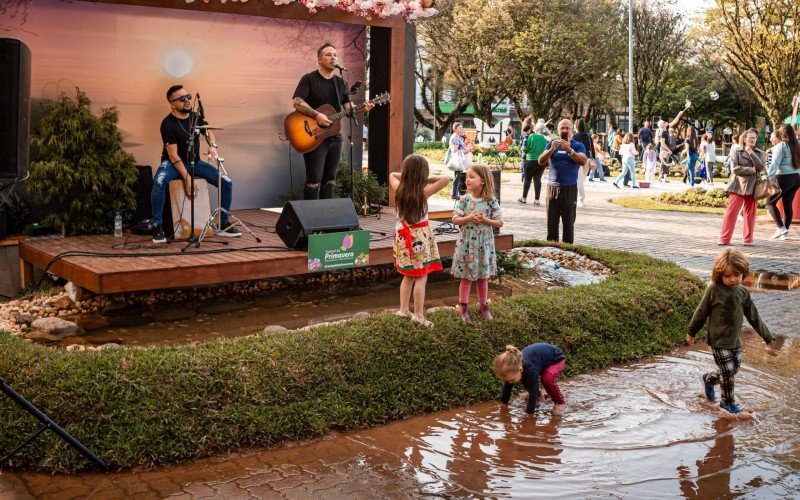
[170,93,193,103]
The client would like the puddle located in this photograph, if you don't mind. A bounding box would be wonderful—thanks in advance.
[745,270,800,291]
[4,331,797,498]
[48,248,606,348]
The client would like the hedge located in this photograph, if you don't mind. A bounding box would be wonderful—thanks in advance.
[0,241,704,472]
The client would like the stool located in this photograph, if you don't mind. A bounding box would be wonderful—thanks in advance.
[169,178,215,239]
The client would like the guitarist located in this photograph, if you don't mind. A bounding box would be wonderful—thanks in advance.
[292,42,374,200]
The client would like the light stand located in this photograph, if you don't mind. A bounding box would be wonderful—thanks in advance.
[1,377,109,471]
[196,154,261,245]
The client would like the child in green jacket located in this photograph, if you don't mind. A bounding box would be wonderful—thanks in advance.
[686,249,774,414]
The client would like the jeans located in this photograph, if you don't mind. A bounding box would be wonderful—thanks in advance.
[522,160,545,200]
[151,160,232,225]
[592,157,605,180]
[546,184,578,243]
[614,157,637,187]
[303,139,342,199]
[687,151,699,186]
[765,173,800,229]
[451,170,463,199]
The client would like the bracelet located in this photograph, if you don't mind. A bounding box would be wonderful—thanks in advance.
[173,159,183,164]
[210,143,218,149]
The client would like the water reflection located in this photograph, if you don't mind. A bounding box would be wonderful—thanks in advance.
[678,418,735,500]
[745,270,800,291]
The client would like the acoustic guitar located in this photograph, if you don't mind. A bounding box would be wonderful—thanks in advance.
[284,92,391,153]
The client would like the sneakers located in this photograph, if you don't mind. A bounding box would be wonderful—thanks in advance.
[478,302,493,321]
[152,224,167,244]
[702,373,716,402]
[517,197,527,204]
[533,200,541,206]
[779,234,787,241]
[771,227,789,239]
[612,182,620,189]
[216,221,242,237]
[719,402,742,414]
[458,303,471,323]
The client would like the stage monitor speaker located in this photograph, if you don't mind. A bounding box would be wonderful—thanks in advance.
[0,39,31,180]
[275,199,359,249]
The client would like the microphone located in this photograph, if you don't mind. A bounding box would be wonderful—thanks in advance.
[349,80,362,95]
[334,62,348,72]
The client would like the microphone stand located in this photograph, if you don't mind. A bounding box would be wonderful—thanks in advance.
[181,97,201,252]
[339,67,360,213]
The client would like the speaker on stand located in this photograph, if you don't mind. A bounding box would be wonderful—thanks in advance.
[275,199,360,250]
[0,38,31,181]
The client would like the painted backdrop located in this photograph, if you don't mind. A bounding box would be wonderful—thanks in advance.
[3,0,367,209]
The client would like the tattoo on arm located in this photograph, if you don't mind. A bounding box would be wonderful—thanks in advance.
[293,98,318,118]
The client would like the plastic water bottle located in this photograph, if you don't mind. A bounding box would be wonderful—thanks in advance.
[114,211,122,237]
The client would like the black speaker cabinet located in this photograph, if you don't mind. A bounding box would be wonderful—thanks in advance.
[275,199,360,249]
[0,39,31,180]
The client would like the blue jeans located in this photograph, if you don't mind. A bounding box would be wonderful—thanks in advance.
[451,171,462,198]
[593,158,605,180]
[614,157,637,187]
[151,160,233,225]
[687,151,699,186]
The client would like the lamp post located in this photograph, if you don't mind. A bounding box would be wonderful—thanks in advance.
[628,0,634,134]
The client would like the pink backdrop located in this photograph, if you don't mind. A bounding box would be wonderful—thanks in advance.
[3,0,367,209]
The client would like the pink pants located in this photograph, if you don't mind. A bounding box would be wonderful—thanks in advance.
[541,359,566,404]
[718,193,756,244]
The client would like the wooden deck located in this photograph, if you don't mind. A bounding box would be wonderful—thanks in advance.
[18,208,514,294]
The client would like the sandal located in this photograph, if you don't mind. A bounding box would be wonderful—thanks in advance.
[395,310,413,319]
[410,316,434,328]
[517,197,527,204]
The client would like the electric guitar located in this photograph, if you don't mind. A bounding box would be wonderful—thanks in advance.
[284,92,391,153]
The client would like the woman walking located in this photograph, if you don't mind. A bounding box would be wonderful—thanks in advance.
[612,133,639,189]
[765,124,800,240]
[718,129,765,246]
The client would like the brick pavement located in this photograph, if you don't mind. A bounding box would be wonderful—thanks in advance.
[493,171,799,338]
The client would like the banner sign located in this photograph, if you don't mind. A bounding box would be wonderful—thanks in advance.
[307,230,370,272]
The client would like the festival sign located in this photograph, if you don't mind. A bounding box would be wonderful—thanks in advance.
[307,230,370,272]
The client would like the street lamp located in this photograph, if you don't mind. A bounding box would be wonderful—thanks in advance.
[628,0,633,134]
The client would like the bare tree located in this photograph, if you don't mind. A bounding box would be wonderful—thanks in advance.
[630,0,690,123]
[704,0,800,128]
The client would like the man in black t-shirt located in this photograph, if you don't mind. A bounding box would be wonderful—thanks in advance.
[150,85,240,244]
[292,43,373,200]
[638,120,653,159]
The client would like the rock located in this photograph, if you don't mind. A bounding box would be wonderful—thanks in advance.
[71,315,111,331]
[24,330,63,342]
[153,308,196,323]
[62,336,88,346]
[252,296,290,308]
[50,295,74,310]
[352,312,371,320]
[65,282,92,303]
[263,325,288,334]
[15,314,35,326]
[97,343,123,350]
[30,317,79,339]
[198,302,249,315]
[102,299,128,313]
[547,285,564,291]
[66,344,86,352]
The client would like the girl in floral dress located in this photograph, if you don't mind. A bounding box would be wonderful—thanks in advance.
[389,154,450,327]
[451,165,504,321]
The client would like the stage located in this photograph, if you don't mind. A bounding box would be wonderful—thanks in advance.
[18,207,514,295]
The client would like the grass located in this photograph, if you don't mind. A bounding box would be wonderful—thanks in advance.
[613,195,732,215]
[0,241,703,472]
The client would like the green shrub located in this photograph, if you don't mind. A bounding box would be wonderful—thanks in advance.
[0,241,703,472]
[413,141,448,151]
[28,89,138,236]
[657,187,766,209]
[334,160,388,205]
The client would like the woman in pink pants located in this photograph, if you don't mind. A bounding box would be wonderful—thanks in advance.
[718,129,765,246]
[493,343,567,415]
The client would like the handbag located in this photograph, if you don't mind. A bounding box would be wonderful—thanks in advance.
[753,176,781,201]
[447,149,466,171]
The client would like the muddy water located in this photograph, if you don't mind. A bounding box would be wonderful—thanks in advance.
[74,271,556,347]
[4,331,797,498]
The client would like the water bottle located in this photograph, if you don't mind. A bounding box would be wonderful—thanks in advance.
[114,211,122,237]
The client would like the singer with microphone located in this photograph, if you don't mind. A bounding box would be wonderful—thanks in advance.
[150,85,241,244]
[292,42,374,200]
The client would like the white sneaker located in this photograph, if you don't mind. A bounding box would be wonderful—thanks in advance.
[779,234,787,241]
[771,227,787,239]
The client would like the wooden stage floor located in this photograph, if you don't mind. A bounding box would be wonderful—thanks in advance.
[18,208,514,294]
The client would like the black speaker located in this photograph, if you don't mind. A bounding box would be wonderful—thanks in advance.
[0,39,31,180]
[275,199,360,249]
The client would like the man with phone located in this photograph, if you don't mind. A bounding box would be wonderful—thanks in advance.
[537,119,587,244]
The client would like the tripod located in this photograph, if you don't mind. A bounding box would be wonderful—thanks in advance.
[196,155,261,245]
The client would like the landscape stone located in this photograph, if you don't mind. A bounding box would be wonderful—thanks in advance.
[29,317,79,339]
[263,325,288,334]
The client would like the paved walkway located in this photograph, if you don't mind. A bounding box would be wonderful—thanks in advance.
[492,171,799,338]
